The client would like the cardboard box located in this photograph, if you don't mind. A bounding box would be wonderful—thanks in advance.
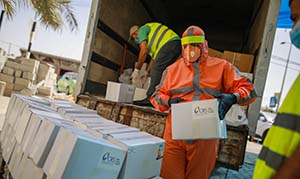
[171,99,227,140]
[133,87,147,101]
[108,131,165,179]
[223,51,254,73]
[15,70,22,77]
[0,73,14,83]
[208,48,224,59]
[43,128,126,179]
[15,77,32,87]
[106,81,135,103]
[22,71,36,81]
[2,66,15,76]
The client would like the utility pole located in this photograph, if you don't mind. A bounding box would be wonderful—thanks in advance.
[0,10,4,30]
[277,41,293,112]
[26,21,37,58]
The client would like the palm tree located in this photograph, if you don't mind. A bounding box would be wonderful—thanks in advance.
[0,0,78,31]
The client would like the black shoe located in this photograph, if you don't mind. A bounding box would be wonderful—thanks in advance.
[133,98,153,107]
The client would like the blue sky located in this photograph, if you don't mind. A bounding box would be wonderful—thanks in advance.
[0,0,92,61]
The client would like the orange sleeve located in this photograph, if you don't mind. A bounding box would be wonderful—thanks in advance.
[150,69,171,112]
[222,62,257,106]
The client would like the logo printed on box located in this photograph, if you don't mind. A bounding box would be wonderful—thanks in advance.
[193,106,215,116]
[101,152,121,166]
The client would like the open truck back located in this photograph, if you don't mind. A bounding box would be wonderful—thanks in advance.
[74,0,281,170]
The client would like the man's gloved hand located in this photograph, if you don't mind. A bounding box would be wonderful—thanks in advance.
[131,68,140,83]
[217,93,237,120]
[168,97,184,107]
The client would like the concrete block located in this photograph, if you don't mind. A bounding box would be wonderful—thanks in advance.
[22,71,36,81]
[15,70,22,77]
[5,61,20,70]
[0,73,14,83]
[19,64,38,74]
[2,67,15,76]
[20,58,40,66]
[15,78,32,87]
[0,81,6,96]
[37,86,52,96]
[14,84,27,91]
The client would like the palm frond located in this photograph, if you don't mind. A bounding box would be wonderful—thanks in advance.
[31,0,62,30]
[0,0,17,18]
[58,0,78,31]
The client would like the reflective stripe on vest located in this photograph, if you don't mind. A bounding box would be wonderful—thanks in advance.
[253,75,300,179]
[146,23,179,60]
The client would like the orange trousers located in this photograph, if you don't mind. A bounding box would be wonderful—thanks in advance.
[160,139,218,179]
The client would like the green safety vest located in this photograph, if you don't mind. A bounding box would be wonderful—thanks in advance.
[253,74,300,178]
[145,23,179,60]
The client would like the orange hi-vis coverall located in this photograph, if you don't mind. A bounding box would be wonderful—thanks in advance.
[150,54,257,179]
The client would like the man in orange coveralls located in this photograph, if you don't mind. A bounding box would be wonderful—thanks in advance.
[150,25,257,179]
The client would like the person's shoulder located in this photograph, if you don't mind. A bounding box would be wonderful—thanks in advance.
[166,58,185,71]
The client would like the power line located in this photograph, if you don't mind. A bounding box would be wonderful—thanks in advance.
[272,55,300,67]
[271,61,300,72]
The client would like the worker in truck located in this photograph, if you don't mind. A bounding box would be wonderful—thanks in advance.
[129,23,181,106]
[253,0,300,178]
[150,25,257,179]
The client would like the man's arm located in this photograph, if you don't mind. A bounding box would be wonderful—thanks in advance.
[135,41,148,70]
[146,58,154,74]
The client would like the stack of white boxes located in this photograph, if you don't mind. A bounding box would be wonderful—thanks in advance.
[1,94,165,179]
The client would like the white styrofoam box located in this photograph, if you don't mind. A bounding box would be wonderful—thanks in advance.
[29,119,61,167]
[0,73,14,83]
[241,72,253,81]
[2,125,17,163]
[108,131,165,179]
[43,128,126,179]
[133,87,147,101]
[15,155,45,179]
[0,96,10,131]
[2,66,15,76]
[8,144,23,179]
[151,177,163,179]
[15,70,22,77]
[171,99,227,140]
[64,113,103,122]
[22,71,36,81]
[57,107,97,116]
[14,103,35,144]
[106,81,135,103]
[21,114,43,156]
[15,77,32,87]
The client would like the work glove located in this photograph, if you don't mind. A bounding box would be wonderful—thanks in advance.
[217,93,237,120]
[168,97,184,107]
[131,68,140,84]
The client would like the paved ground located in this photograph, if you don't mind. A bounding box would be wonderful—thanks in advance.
[210,141,262,179]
